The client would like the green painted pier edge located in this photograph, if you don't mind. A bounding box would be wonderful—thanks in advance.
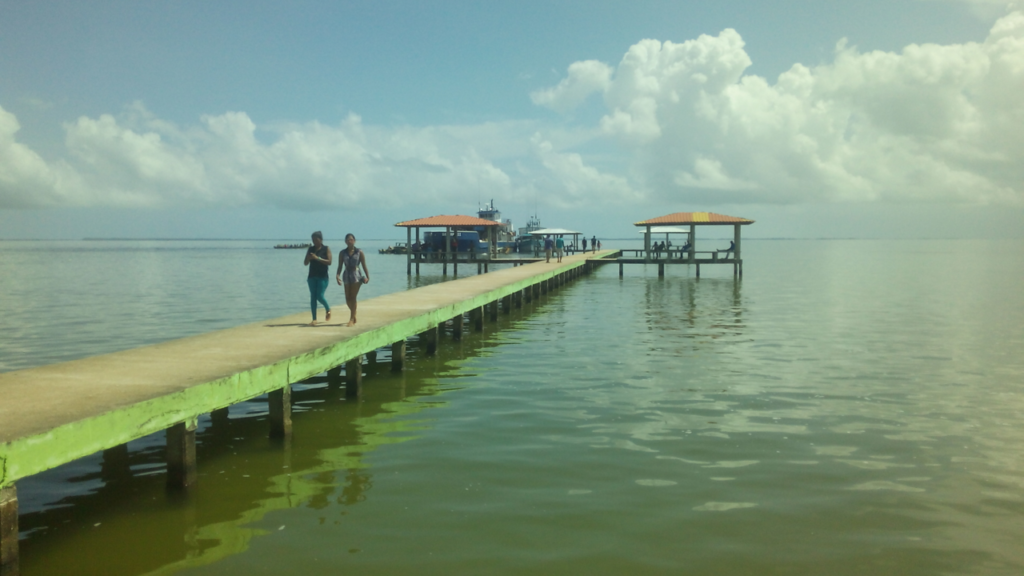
[0,251,609,575]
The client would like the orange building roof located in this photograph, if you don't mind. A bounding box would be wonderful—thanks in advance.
[394,215,506,228]
[634,212,754,226]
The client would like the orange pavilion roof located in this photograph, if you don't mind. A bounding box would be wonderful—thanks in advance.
[634,212,754,226]
[395,215,505,228]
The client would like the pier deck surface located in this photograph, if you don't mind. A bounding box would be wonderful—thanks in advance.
[0,251,608,487]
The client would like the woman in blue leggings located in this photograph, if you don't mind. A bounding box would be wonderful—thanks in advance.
[304,231,333,325]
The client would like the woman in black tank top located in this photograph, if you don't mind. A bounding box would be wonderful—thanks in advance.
[304,231,332,325]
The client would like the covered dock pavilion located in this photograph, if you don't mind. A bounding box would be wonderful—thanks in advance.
[395,215,506,276]
[622,212,755,277]
[527,228,582,255]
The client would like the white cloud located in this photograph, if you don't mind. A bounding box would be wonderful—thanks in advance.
[537,12,1024,206]
[530,60,612,113]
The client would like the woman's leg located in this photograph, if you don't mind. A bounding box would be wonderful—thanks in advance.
[307,277,319,323]
[344,282,362,326]
[314,278,331,320]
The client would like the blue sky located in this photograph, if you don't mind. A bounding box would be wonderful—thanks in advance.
[1,0,1022,239]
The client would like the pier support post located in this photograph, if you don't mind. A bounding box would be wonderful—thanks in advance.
[211,406,230,428]
[658,263,665,277]
[541,280,548,295]
[367,350,378,364]
[696,263,701,278]
[327,365,343,388]
[166,419,198,491]
[422,325,439,355]
[391,341,406,372]
[525,286,533,303]
[477,262,482,274]
[514,290,523,309]
[346,356,363,398]
[101,443,132,484]
[269,385,292,439]
[470,306,484,331]
[501,295,511,314]
[1,485,17,576]
[452,314,463,340]
[488,300,498,322]
[619,262,623,277]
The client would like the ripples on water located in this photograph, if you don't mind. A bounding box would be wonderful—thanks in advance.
[2,239,1023,575]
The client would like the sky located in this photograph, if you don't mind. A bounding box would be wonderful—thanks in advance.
[1,0,1023,240]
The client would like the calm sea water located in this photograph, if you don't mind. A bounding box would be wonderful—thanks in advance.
[2,239,1023,575]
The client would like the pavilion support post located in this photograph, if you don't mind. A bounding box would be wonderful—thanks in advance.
[443,227,450,276]
[1,485,18,576]
[391,341,406,372]
[452,314,464,340]
[166,419,198,491]
[268,385,292,439]
[689,225,696,264]
[502,294,511,314]
[415,227,421,275]
[470,306,484,331]
[645,226,651,263]
[345,356,363,398]
[406,227,412,275]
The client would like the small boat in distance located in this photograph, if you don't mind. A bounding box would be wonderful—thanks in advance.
[273,243,312,249]
[379,243,409,255]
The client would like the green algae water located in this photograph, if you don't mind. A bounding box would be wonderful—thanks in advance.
[2,239,1023,575]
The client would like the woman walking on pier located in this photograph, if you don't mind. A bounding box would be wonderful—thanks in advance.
[304,231,332,325]
[336,233,370,327]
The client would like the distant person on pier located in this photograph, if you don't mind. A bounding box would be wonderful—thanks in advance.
[336,233,370,327]
[544,235,554,263]
[555,235,565,263]
[591,236,597,253]
[304,231,332,326]
[582,237,587,252]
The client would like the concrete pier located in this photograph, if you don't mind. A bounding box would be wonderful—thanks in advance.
[0,250,607,574]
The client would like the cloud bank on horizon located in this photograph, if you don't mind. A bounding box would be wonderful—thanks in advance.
[2,12,1023,211]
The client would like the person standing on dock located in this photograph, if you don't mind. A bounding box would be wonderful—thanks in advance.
[336,233,370,327]
[304,231,332,325]
[555,235,565,262]
[582,237,587,252]
[544,235,554,263]
[591,236,597,253]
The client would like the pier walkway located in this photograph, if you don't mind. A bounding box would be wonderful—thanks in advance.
[0,251,609,575]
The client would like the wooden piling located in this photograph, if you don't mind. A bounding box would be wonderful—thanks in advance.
[0,485,17,576]
[658,262,665,277]
[470,306,484,331]
[488,300,498,322]
[501,295,511,314]
[514,289,523,309]
[345,356,363,398]
[422,325,439,355]
[452,314,464,340]
[391,341,406,372]
[268,385,292,439]
[166,420,197,490]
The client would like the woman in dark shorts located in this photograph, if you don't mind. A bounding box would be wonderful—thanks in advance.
[304,231,332,325]
[336,233,370,326]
